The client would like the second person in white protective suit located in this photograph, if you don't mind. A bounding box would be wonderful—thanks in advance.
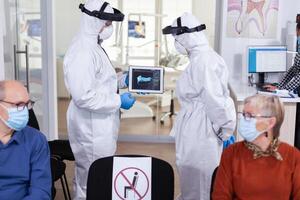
[162,13,236,200]
[63,1,135,199]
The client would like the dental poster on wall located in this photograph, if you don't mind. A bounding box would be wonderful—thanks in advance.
[227,0,279,38]
[128,20,146,38]
[112,157,152,200]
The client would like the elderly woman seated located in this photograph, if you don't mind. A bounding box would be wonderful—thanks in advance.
[212,94,300,200]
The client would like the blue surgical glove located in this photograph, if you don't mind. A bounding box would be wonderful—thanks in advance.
[137,75,152,84]
[120,92,136,110]
[223,135,235,149]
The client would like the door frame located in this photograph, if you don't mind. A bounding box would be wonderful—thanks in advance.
[41,0,58,140]
[0,0,4,80]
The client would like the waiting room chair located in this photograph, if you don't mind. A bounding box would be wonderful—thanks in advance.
[50,155,70,200]
[48,140,74,200]
[210,166,219,200]
[28,108,40,130]
[28,106,71,199]
[86,155,174,200]
[48,140,75,161]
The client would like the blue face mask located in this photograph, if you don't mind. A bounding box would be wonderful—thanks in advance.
[238,117,265,142]
[0,104,29,131]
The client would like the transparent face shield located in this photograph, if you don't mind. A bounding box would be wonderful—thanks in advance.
[114,21,123,47]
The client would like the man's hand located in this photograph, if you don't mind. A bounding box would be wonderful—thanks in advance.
[263,84,277,92]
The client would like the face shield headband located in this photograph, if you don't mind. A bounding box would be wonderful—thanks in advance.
[162,17,206,35]
[79,2,124,22]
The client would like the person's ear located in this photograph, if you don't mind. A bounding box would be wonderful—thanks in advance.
[0,105,8,121]
[268,117,276,130]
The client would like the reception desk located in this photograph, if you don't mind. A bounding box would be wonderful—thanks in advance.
[229,80,300,146]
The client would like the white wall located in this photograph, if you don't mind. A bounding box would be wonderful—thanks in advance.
[0,32,4,80]
[218,0,300,82]
[193,0,216,48]
[0,0,5,80]
[55,0,84,57]
[55,0,217,58]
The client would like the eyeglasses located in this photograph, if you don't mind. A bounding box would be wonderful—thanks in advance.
[0,100,35,111]
[237,112,272,121]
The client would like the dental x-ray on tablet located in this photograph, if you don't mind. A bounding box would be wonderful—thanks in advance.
[128,66,164,94]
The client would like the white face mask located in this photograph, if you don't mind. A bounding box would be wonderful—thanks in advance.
[99,25,114,41]
[238,117,269,142]
[174,40,188,55]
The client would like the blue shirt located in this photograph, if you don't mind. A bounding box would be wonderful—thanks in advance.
[0,126,51,200]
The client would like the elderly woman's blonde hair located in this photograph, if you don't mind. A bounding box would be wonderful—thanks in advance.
[244,94,285,138]
[0,81,5,100]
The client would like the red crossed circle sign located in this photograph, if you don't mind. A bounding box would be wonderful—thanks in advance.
[114,167,150,200]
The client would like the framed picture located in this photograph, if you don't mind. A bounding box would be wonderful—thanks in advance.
[128,20,146,38]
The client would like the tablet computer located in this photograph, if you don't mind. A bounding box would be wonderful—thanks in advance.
[128,66,164,94]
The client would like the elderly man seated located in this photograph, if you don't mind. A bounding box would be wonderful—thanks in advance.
[0,80,51,200]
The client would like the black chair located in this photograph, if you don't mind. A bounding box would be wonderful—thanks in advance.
[28,108,40,130]
[48,140,74,200]
[28,107,71,199]
[160,90,177,125]
[210,166,219,200]
[86,155,174,200]
[50,156,70,200]
[48,140,75,161]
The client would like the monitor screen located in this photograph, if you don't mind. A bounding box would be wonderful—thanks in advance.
[248,46,287,73]
[27,19,41,37]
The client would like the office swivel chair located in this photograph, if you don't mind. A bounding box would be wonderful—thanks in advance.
[160,90,177,124]
[86,155,174,200]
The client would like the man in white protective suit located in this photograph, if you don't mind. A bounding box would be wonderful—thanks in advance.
[162,13,236,200]
[63,1,136,199]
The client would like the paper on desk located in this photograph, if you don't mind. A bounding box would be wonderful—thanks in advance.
[257,90,296,98]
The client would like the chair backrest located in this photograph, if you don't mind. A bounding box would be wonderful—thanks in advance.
[50,156,66,199]
[28,108,40,130]
[86,155,174,200]
[48,140,75,161]
[210,166,219,200]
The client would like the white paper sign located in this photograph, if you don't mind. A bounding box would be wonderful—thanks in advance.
[112,157,152,200]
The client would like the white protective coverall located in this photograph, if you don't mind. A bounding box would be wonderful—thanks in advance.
[170,13,236,200]
[63,0,126,199]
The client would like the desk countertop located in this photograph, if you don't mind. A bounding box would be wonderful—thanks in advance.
[229,79,300,103]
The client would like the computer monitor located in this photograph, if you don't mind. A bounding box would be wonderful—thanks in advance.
[248,45,287,85]
[27,19,41,37]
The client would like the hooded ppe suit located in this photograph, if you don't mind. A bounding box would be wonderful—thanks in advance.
[169,13,236,200]
[63,0,126,199]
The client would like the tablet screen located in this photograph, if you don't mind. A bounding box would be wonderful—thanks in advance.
[129,66,164,94]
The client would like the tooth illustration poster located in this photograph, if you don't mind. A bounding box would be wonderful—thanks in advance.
[226,0,279,38]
